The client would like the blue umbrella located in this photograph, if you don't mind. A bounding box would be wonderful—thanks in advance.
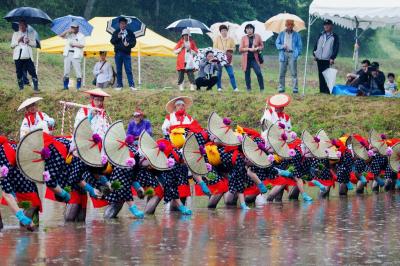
[106,16,146,38]
[4,7,51,24]
[166,18,210,33]
[11,22,41,48]
[51,15,93,36]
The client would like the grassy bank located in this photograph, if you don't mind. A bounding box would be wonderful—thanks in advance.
[0,42,399,141]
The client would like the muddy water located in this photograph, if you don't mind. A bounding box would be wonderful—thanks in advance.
[1,192,400,265]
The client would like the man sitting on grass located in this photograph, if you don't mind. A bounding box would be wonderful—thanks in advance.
[357,62,385,96]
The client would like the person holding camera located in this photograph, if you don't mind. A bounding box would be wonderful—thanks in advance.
[110,17,137,91]
[195,51,219,90]
[60,22,85,90]
[357,63,385,96]
[239,23,264,92]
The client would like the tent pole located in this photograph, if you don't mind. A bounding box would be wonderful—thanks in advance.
[138,43,141,88]
[353,18,360,71]
[83,57,86,87]
[302,13,312,96]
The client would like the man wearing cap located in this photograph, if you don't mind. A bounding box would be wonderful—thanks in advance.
[126,108,153,140]
[276,20,302,93]
[18,97,55,139]
[313,19,340,94]
[174,29,198,91]
[11,20,39,92]
[59,22,85,90]
[110,17,137,92]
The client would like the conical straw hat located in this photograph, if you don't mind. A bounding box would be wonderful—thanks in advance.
[104,120,131,168]
[301,130,327,159]
[74,117,103,167]
[351,135,369,161]
[16,129,44,183]
[207,112,240,146]
[242,135,271,168]
[138,131,168,171]
[317,129,339,160]
[369,129,388,156]
[389,142,400,173]
[267,123,291,159]
[182,133,208,175]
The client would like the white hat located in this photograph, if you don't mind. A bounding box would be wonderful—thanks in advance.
[181,28,191,36]
[17,97,43,112]
[71,21,79,28]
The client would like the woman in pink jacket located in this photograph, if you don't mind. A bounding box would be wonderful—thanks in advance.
[239,24,264,92]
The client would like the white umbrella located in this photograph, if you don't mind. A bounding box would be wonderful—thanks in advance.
[265,13,306,33]
[206,21,241,44]
[237,20,274,42]
[322,68,338,94]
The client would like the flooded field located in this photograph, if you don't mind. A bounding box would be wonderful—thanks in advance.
[1,191,400,265]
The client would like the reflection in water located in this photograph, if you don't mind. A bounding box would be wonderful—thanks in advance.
[1,193,400,265]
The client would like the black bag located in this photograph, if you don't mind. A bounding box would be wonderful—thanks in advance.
[92,61,106,86]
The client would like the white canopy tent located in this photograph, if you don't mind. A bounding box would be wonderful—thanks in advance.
[302,0,400,95]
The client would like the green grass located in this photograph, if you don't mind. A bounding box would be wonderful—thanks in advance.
[0,42,399,141]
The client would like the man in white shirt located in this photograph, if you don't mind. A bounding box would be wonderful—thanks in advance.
[92,51,113,88]
[10,20,39,92]
[59,22,85,90]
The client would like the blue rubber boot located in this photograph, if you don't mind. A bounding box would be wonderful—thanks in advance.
[240,202,250,210]
[63,77,69,90]
[76,78,82,90]
[302,192,313,202]
[129,205,144,219]
[178,205,192,215]
[132,181,142,191]
[258,183,268,194]
[16,210,32,226]
[56,189,71,203]
[311,180,327,193]
[199,181,211,196]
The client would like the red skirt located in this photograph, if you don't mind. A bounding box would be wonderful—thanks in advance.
[131,186,164,199]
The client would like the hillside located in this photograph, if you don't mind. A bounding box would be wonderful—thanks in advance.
[0,43,399,141]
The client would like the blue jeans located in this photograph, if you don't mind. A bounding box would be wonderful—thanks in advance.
[115,52,135,87]
[278,52,298,92]
[245,58,264,91]
[217,65,237,89]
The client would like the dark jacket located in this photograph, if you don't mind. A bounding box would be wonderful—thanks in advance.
[110,29,136,55]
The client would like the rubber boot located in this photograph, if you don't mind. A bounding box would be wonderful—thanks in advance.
[224,192,238,207]
[372,180,379,193]
[104,202,124,219]
[0,212,3,230]
[356,181,365,194]
[288,186,300,200]
[32,77,39,92]
[144,196,161,215]
[319,185,330,198]
[339,183,348,196]
[274,187,284,202]
[63,77,69,90]
[208,194,223,209]
[18,78,24,90]
[384,179,393,192]
[76,78,82,90]
[76,205,87,222]
[64,203,81,222]
[245,195,257,205]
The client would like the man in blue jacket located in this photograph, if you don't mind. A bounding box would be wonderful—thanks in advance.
[110,17,137,91]
[275,20,302,93]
